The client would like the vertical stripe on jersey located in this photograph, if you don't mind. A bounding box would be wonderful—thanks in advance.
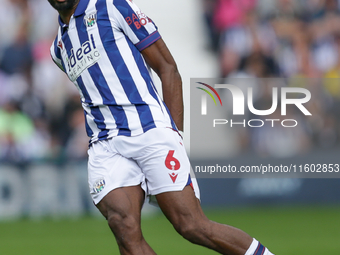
[85,2,142,136]
[85,0,145,136]
[53,36,62,61]
[97,0,156,132]
[84,105,109,139]
[74,8,130,137]
[78,75,109,139]
[63,30,109,140]
[62,32,91,104]
[84,110,94,137]
[87,105,109,139]
[52,31,67,71]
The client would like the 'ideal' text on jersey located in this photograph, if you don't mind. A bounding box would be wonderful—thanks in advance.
[66,34,100,82]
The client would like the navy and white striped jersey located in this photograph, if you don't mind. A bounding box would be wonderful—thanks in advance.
[50,0,177,143]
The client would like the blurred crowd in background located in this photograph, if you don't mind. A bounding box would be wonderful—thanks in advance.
[1,0,340,165]
[202,0,340,157]
[0,0,87,164]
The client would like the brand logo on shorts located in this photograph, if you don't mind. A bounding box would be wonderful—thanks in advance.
[93,179,105,194]
[169,172,178,183]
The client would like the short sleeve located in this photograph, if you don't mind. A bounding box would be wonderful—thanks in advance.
[50,33,65,72]
[111,0,161,51]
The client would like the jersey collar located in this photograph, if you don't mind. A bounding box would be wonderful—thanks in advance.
[74,0,90,17]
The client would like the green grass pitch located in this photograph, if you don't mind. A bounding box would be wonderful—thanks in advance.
[0,206,339,254]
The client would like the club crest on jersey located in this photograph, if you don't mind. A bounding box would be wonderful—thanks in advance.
[84,12,97,27]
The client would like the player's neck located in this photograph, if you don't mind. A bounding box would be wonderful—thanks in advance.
[58,1,79,25]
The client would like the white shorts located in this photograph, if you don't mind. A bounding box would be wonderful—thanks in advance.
[87,127,200,204]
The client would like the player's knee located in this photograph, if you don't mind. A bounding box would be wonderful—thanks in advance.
[107,212,140,239]
[173,218,208,243]
[176,223,196,240]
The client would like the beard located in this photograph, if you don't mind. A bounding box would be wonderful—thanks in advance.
[47,0,79,12]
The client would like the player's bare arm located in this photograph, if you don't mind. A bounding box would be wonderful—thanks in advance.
[141,39,184,131]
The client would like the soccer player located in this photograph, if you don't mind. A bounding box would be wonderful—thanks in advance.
[48,0,274,254]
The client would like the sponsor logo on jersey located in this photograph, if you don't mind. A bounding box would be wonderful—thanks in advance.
[93,179,105,194]
[125,11,152,30]
[66,34,101,81]
[84,12,97,27]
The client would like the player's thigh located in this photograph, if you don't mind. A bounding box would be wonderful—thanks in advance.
[96,185,145,221]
